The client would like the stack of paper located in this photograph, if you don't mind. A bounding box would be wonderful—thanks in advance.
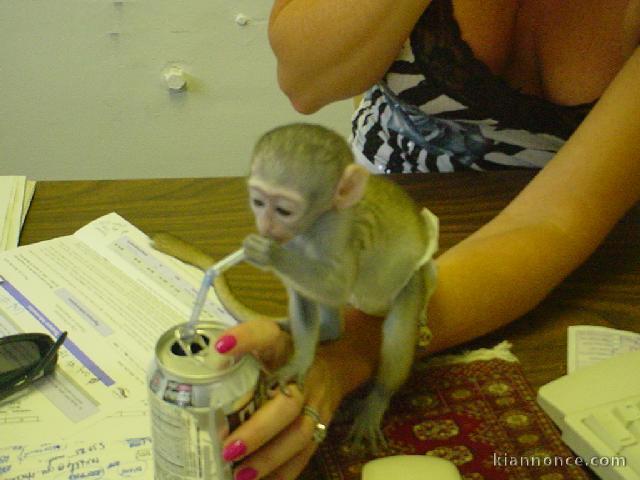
[0,213,238,478]
[567,325,640,373]
[0,176,36,251]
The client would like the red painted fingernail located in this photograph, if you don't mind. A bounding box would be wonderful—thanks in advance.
[235,467,258,480]
[222,440,246,462]
[215,335,237,353]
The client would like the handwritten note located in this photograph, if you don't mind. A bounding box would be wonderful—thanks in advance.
[0,437,152,480]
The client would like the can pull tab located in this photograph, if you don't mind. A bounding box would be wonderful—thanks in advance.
[173,330,210,359]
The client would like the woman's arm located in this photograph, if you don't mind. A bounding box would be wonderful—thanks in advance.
[334,46,640,392]
[268,0,430,114]
[425,46,640,351]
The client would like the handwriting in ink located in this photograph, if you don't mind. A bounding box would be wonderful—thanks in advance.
[120,464,144,476]
[125,438,151,448]
[68,468,103,479]
[4,472,35,480]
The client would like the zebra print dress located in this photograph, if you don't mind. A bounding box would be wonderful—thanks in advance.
[350,0,595,173]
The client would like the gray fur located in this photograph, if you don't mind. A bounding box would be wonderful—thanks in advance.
[244,123,438,450]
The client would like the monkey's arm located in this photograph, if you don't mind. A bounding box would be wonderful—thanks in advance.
[243,234,358,307]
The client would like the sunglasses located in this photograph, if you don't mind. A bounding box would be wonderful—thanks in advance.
[0,331,67,402]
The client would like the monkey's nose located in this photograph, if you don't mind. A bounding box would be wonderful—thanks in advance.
[257,221,271,237]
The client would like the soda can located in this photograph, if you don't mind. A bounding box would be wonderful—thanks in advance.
[148,321,262,480]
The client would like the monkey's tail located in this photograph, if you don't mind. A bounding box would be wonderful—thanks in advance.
[151,232,286,325]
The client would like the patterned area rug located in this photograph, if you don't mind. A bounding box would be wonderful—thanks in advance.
[303,343,589,480]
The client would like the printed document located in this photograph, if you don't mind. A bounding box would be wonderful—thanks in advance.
[567,325,640,373]
[0,213,236,453]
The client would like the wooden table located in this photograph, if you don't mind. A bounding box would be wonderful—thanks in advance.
[19,171,640,392]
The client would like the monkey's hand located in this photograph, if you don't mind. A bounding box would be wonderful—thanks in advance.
[268,358,309,395]
[243,234,282,270]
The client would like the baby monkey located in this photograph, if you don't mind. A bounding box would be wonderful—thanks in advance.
[244,123,438,450]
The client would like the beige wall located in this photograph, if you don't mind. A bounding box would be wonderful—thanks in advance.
[0,0,353,180]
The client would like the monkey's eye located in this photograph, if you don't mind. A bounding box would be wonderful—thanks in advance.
[252,198,265,208]
[276,207,292,217]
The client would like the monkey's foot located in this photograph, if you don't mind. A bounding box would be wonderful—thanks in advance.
[348,420,388,454]
[347,388,391,453]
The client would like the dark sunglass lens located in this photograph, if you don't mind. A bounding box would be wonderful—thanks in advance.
[0,341,41,374]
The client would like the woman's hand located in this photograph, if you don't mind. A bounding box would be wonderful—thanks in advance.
[215,318,360,480]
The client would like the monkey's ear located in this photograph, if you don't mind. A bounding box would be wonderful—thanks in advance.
[333,164,369,210]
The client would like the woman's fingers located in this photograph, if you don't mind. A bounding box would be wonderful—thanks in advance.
[221,384,304,463]
[232,401,324,480]
[216,319,292,370]
[215,319,281,354]
[264,443,318,480]
[214,319,340,479]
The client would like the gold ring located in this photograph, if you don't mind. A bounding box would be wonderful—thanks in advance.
[302,405,327,443]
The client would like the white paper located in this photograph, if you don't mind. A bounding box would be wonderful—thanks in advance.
[0,177,20,251]
[0,436,153,479]
[567,325,640,373]
[0,176,31,252]
[0,213,237,446]
[21,181,36,228]
[0,177,15,251]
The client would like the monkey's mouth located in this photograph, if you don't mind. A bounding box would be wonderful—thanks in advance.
[272,235,290,243]
[267,232,292,244]
[259,227,293,244]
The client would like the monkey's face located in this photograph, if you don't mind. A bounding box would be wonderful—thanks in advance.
[248,179,308,243]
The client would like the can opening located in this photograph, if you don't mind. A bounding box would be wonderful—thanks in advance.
[171,334,210,356]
